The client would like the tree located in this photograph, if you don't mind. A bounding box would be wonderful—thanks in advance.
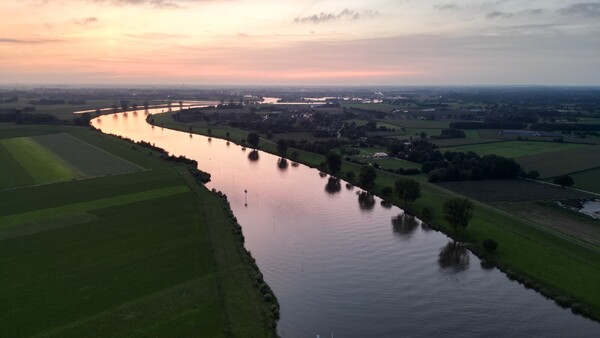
[359,165,377,190]
[277,139,289,156]
[326,151,342,176]
[554,175,574,188]
[443,197,474,234]
[143,101,149,110]
[247,132,260,149]
[120,100,129,111]
[394,178,421,205]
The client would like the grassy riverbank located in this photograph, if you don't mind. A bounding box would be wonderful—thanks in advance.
[151,112,600,322]
[0,124,277,337]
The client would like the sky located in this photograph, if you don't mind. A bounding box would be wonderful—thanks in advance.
[1,0,599,86]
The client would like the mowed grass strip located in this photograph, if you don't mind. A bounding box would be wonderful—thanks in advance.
[33,133,143,177]
[0,142,35,189]
[441,140,584,158]
[1,137,81,184]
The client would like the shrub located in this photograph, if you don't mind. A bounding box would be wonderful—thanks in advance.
[483,238,498,252]
[421,207,433,221]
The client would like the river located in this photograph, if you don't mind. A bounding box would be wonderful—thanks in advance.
[91,106,599,337]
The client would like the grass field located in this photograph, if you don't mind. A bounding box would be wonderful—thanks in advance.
[0,136,79,186]
[373,158,422,170]
[441,140,584,158]
[430,137,502,147]
[571,168,600,194]
[0,126,275,337]
[517,146,600,179]
[384,118,451,129]
[34,133,142,177]
[0,129,144,189]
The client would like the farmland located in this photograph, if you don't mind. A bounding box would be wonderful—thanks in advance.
[571,168,600,194]
[440,140,584,159]
[517,146,600,179]
[0,125,276,337]
[0,131,143,189]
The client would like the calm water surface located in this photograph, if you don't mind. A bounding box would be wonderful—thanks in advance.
[92,107,599,337]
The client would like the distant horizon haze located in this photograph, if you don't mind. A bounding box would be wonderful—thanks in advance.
[1,0,599,86]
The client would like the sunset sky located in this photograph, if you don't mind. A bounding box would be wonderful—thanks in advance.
[1,0,599,85]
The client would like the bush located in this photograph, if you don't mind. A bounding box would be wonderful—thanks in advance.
[483,238,498,252]
[381,186,393,196]
[421,207,433,221]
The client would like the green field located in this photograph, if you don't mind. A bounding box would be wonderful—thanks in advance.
[441,140,584,158]
[384,118,451,129]
[34,133,142,177]
[430,138,502,147]
[517,146,600,179]
[373,158,422,170]
[0,126,275,337]
[570,168,600,194]
[0,130,144,189]
[0,137,79,187]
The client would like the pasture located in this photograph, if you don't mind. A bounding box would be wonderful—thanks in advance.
[517,146,600,179]
[0,131,144,189]
[441,140,583,158]
[571,168,600,194]
[0,136,79,187]
[0,127,275,337]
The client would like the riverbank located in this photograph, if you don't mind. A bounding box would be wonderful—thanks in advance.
[149,112,600,323]
[0,124,277,337]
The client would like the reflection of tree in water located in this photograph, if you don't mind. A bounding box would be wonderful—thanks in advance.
[357,191,375,211]
[380,200,392,209]
[438,241,470,273]
[277,158,288,170]
[392,213,419,237]
[291,162,299,167]
[346,183,354,190]
[421,222,432,232]
[247,150,259,161]
[319,171,328,178]
[325,177,341,194]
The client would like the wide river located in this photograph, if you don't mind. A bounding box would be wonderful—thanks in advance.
[92,106,599,337]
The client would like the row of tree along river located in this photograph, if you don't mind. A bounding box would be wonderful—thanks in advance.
[92,106,599,338]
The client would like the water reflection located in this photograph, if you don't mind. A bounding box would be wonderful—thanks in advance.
[345,183,354,190]
[438,241,470,273]
[380,200,392,209]
[277,158,289,170]
[324,177,341,195]
[392,213,419,238]
[357,191,375,211]
[248,150,259,161]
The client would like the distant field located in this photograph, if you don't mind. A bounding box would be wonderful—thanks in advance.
[437,179,593,202]
[34,133,142,177]
[517,146,600,179]
[0,132,144,189]
[373,158,422,170]
[0,137,79,187]
[441,140,583,158]
[568,168,600,194]
[430,138,502,147]
[384,118,451,129]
